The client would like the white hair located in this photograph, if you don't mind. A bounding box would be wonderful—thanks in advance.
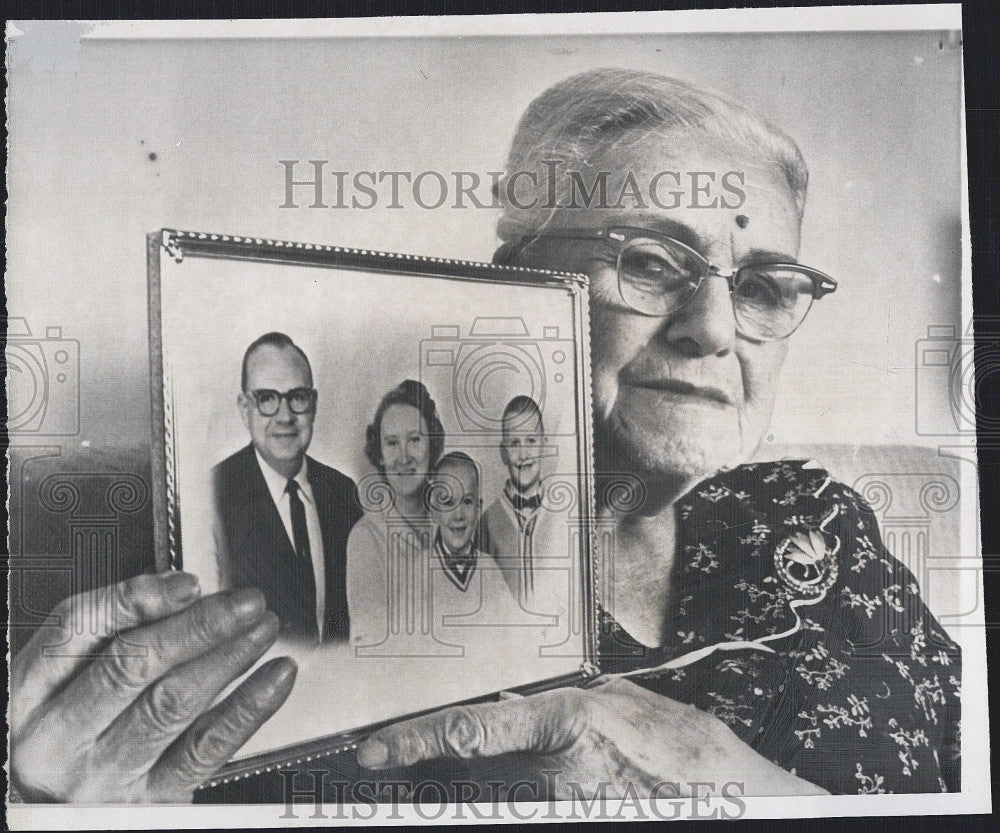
[496,68,809,242]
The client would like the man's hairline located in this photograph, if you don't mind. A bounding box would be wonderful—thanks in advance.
[243,342,314,392]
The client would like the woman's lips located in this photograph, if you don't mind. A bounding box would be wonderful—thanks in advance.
[621,373,734,405]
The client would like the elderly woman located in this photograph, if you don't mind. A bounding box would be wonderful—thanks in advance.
[9,69,959,801]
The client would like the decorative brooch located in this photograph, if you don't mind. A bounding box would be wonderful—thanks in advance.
[773,527,839,597]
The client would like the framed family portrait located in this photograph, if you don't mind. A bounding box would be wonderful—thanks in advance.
[147,228,599,781]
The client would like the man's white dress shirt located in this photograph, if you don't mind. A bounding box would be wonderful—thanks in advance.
[255,449,326,639]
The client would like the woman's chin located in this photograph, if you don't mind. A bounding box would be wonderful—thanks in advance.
[386,475,425,500]
[601,409,744,482]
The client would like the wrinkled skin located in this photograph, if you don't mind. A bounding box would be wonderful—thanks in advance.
[356,679,827,798]
[10,572,296,802]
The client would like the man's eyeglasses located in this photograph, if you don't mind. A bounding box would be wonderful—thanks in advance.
[245,387,317,416]
[503,226,837,342]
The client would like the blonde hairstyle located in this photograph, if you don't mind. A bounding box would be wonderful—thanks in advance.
[496,67,809,242]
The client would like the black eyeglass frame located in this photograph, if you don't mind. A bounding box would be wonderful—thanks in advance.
[244,387,317,416]
[503,226,838,341]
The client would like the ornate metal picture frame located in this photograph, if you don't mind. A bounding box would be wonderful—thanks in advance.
[147,228,599,783]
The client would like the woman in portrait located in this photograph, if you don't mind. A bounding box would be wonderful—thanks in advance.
[345,379,445,646]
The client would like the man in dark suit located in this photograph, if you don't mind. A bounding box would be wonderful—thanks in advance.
[212,332,362,643]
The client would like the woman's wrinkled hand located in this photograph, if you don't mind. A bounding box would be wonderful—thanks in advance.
[357,677,828,798]
[10,572,297,802]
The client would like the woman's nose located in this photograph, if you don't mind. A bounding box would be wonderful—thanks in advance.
[660,274,737,358]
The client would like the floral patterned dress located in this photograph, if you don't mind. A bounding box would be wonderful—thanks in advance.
[597,459,961,795]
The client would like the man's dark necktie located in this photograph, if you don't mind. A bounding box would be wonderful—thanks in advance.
[286,478,318,632]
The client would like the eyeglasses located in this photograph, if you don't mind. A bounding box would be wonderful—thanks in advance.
[506,226,837,341]
[245,387,317,416]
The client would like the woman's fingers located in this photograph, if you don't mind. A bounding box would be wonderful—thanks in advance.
[94,612,281,774]
[146,656,298,801]
[41,588,269,739]
[357,690,584,769]
[11,572,201,729]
